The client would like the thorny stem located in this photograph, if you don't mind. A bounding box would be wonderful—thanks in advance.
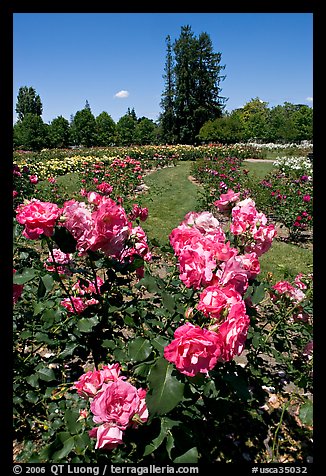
[271,399,290,462]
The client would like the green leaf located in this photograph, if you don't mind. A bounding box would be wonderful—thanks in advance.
[299,399,313,427]
[37,367,56,382]
[173,446,198,463]
[52,433,76,460]
[77,316,99,332]
[137,273,160,293]
[251,282,266,305]
[146,358,184,416]
[41,274,54,292]
[151,336,170,354]
[143,417,180,456]
[26,373,39,388]
[13,268,37,284]
[162,292,175,312]
[64,409,83,435]
[128,337,153,362]
[166,432,175,459]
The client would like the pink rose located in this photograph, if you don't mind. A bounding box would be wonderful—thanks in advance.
[29,175,38,184]
[90,379,147,430]
[183,210,218,232]
[121,226,151,263]
[73,364,121,398]
[271,281,305,304]
[90,197,132,259]
[218,303,250,361]
[89,424,124,450]
[178,243,217,289]
[16,199,61,240]
[62,200,95,252]
[164,322,222,377]
[217,255,251,295]
[213,189,241,212]
[128,204,149,222]
[197,284,244,321]
[169,224,203,256]
[212,241,238,263]
[96,182,113,195]
[44,248,73,275]
[235,252,260,280]
[247,224,277,257]
[60,296,89,314]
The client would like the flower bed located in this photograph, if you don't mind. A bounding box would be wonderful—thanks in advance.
[13,181,313,463]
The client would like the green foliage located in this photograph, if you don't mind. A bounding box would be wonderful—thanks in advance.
[48,116,71,148]
[116,113,137,146]
[15,86,43,121]
[70,107,97,147]
[95,111,116,146]
[199,99,313,144]
[160,25,226,144]
[13,113,48,151]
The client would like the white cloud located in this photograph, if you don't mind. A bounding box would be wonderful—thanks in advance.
[306,97,313,102]
[114,90,129,98]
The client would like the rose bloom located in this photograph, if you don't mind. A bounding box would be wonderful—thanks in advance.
[197,283,244,321]
[230,198,267,236]
[61,199,95,253]
[73,363,122,398]
[271,281,305,304]
[44,248,73,275]
[178,243,217,289]
[218,303,250,361]
[87,191,102,206]
[90,379,148,430]
[29,175,38,184]
[72,277,104,296]
[235,252,260,280]
[182,211,226,241]
[169,224,203,256]
[216,255,252,295]
[213,189,241,212]
[90,197,132,259]
[163,322,222,377]
[89,423,124,450]
[128,204,149,222]
[120,226,152,263]
[97,182,113,195]
[60,296,90,314]
[212,240,238,263]
[294,273,308,290]
[246,224,277,257]
[16,199,61,240]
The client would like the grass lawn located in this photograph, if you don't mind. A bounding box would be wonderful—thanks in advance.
[241,160,276,181]
[140,162,201,247]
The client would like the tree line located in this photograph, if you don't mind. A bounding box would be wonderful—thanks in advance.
[13,25,312,151]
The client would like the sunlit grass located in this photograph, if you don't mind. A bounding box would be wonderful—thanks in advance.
[139,162,200,247]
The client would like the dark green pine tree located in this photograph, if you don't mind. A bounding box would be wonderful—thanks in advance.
[168,25,227,144]
[192,32,227,136]
[159,35,176,144]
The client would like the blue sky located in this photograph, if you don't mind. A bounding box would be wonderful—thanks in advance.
[13,13,313,125]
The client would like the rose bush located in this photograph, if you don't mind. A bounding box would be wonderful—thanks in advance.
[13,179,313,464]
